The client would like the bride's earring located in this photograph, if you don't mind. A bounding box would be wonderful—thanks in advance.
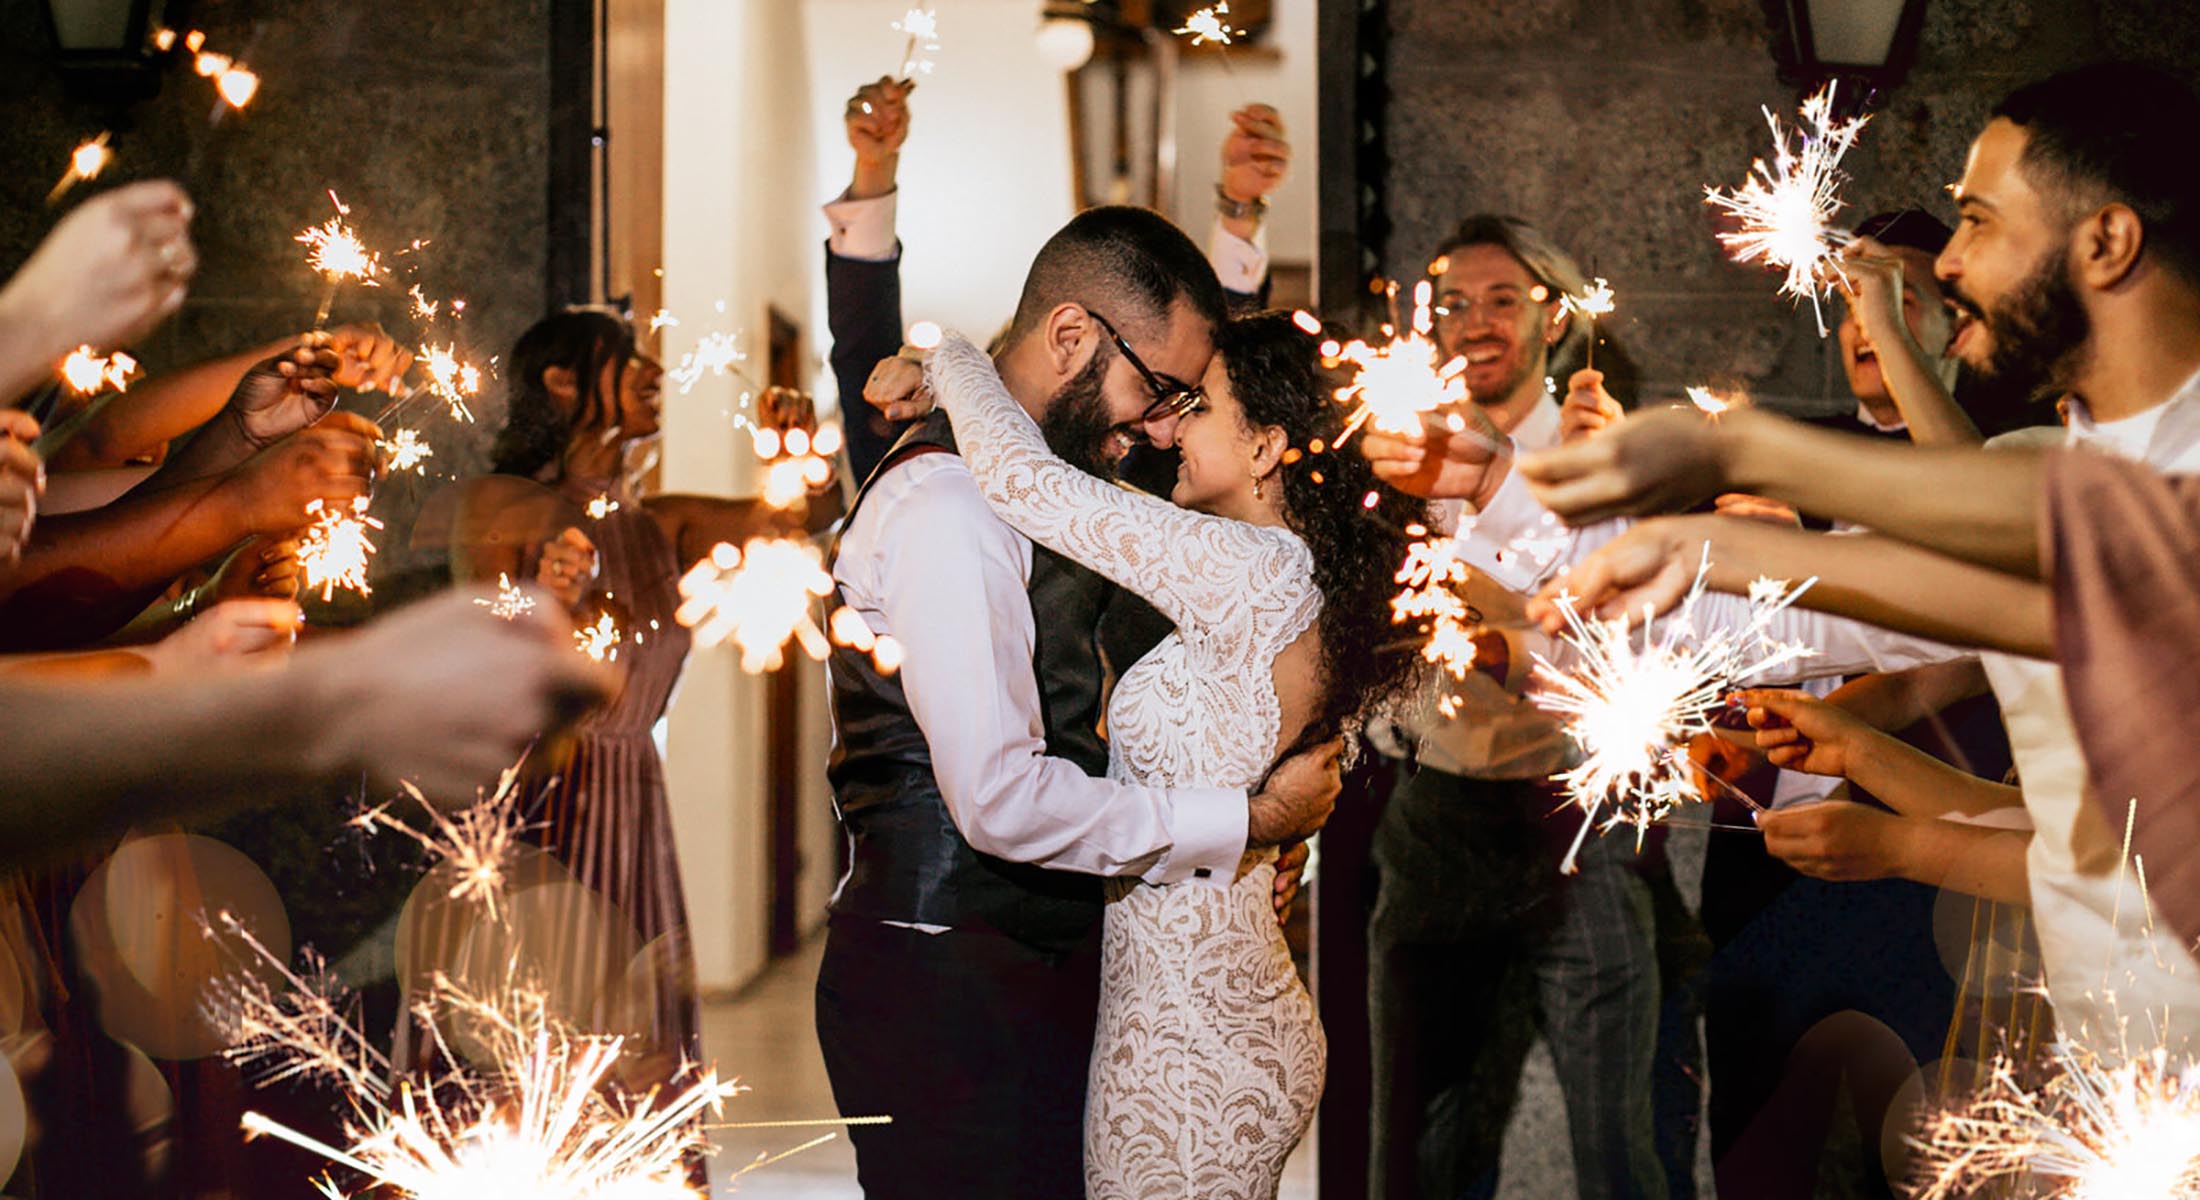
[1251,470,1265,500]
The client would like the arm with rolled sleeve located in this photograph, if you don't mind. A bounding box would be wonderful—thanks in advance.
[852,459,1247,886]
[1210,216,1270,314]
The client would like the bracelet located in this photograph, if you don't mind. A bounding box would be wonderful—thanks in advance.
[1215,183,1268,223]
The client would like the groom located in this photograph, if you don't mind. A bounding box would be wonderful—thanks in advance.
[819,205,1342,1198]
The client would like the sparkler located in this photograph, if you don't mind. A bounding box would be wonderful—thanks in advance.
[473,573,536,621]
[380,428,434,474]
[753,423,841,509]
[1909,1040,2200,1200]
[1530,550,1817,874]
[215,65,260,109]
[296,497,383,601]
[59,345,138,396]
[48,132,113,203]
[348,772,528,922]
[1703,82,1870,336]
[297,192,383,330]
[675,538,902,675]
[1389,530,1480,716]
[1686,385,1734,416]
[414,342,484,422]
[574,611,623,663]
[666,330,745,395]
[586,494,621,520]
[1175,3,1239,47]
[1331,280,1471,443]
[1560,277,1617,372]
[892,7,941,79]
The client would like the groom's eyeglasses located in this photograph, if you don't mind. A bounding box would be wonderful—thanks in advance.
[1088,310,1206,434]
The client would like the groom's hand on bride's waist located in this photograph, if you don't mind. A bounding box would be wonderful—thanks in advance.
[1247,738,1342,847]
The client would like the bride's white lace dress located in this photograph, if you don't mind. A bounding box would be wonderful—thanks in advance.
[927,333,1325,1199]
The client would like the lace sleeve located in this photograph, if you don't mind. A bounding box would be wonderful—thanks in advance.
[925,331,1313,648]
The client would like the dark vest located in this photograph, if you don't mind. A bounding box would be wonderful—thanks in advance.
[825,412,1111,954]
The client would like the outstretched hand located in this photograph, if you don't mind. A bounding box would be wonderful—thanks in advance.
[1358,405,1509,502]
[1733,687,1873,780]
[232,336,346,446]
[1526,515,1713,632]
[0,410,44,563]
[1517,404,1732,525]
[0,180,196,366]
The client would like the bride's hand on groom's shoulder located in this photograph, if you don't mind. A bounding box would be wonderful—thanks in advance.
[864,353,933,422]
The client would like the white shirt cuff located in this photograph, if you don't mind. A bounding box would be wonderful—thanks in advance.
[824,188,899,261]
[1209,217,1268,295]
[1147,786,1249,888]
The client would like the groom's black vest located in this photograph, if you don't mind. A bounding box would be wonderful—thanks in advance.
[825,412,1109,955]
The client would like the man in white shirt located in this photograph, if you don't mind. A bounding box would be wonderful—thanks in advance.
[818,206,1341,1199]
[1483,63,2200,1061]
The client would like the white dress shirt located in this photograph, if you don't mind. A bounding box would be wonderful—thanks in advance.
[1209,218,1269,296]
[832,452,1249,922]
[1983,371,2200,1047]
[823,188,898,262]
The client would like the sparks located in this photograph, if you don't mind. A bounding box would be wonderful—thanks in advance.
[827,602,905,677]
[348,771,528,921]
[1686,386,1733,416]
[1175,3,1239,46]
[1332,280,1470,441]
[667,330,746,394]
[296,497,384,601]
[892,7,941,77]
[49,132,113,202]
[674,538,840,674]
[409,284,440,321]
[215,65,260,109]
[906,321,943,350]
[1530,549,1817,873]
[417,342,483,422]
[1389,535,1481,696]
[646,308,678,335]
[296,194,384,286]
[586,494,621,520]
[574,611,623,663]
[58,345,139,396]
[1559,277,1616,321]
[380,428,434,474]
[1704,82,1870,336]
[1910,1040,2200,1200]
[473,573,536,621]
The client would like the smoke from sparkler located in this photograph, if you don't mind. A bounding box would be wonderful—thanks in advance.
[1530,549,1817,873]
[296,497,383,600]
[1331,280,1470,441]
[1704,83,1870,336]
[59,345,139,396]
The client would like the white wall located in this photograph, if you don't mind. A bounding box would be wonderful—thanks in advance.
[659,0,819,994]
[1168,0,1318,273]
[800,0,1080,410]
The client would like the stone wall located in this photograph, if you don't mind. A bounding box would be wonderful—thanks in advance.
[0,0,556,387]
[1380,0,2200,415]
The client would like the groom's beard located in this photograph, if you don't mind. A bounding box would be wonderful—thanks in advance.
[1038,347,1119,478]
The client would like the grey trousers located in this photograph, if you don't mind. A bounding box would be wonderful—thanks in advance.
[1368,764,1667,1200]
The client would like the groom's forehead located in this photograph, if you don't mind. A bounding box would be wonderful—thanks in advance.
[1140,298,1217,383]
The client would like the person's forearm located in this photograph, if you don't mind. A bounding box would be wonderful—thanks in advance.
[0,664,338,870]
[1892,820,2031,905]
[1721,412,2046,575]
[1868,324,1981,447]
[52,339,285,471]
[1845,722,2024,821]
[0,306,71,407]
[1826,659,1988,733]
[850,154,896,201]
[0,475,249,650]
[1698,518,2053,658]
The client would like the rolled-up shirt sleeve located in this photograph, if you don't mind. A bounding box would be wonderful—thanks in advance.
[823,188,899,262]
[843,458,1247,887]
[1209,216,1269,299]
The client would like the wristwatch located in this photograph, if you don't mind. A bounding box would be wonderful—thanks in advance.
[1215,183,1268,223]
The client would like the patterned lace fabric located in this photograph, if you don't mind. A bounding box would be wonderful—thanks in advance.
[927,334,1326,1198]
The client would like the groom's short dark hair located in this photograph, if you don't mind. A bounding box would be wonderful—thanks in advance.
[1005,206,1229,346]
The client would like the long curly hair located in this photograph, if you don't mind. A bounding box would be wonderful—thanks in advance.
[1216,311,1429,750]
[489,309,636,478]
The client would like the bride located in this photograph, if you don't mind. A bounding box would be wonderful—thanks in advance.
[921,313,1424,1198]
